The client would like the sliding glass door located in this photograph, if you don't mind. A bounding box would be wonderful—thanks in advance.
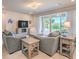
[40,12,67,35]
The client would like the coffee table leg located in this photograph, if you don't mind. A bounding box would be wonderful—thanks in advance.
[28,47,31,59]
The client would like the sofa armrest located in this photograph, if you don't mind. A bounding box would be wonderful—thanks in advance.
[39,36,59,39]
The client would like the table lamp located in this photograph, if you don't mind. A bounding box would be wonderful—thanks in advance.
[63,21,71,36]
[64,21,71,29]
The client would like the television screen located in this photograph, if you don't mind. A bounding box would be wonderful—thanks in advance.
[18,21,28,28]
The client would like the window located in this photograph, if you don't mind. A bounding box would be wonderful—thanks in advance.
[40,12,67,35]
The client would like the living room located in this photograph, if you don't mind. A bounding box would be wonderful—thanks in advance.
[2,0,76,59]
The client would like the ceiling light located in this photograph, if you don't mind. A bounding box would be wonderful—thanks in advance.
[27,2,42,9]
[55,4,59,6]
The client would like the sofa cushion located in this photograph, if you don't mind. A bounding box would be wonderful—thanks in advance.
[48,31,59,37]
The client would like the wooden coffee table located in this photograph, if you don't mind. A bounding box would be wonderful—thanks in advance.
[21,37,40,59]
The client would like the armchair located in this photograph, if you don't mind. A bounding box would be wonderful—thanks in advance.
[38,36,59,56]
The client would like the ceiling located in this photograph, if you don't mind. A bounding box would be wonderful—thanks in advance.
[2,0,76,14]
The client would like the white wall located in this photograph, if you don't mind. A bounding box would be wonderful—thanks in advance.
[67,10,76,34]
[2,10,33,32]
[33,16,40,33]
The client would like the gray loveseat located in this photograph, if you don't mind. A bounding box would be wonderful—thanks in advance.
[2,31,26,54]
[30,31,59,56]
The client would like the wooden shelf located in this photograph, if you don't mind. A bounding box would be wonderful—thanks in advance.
[62,49,70,57]
[62,52,70,58]
[62,47,70,51]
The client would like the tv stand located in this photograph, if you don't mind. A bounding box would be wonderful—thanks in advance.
[17,28,28,34]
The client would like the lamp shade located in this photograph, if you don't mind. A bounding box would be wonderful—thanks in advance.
[64,21,71,28]
[30,27,36,33]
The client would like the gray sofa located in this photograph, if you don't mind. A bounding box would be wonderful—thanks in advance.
[30,31,59,56]
[2,31,26,54]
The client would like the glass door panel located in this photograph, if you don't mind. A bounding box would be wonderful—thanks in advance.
[61,15,67,31]
[42,17,50,35]
[51,16,61,32]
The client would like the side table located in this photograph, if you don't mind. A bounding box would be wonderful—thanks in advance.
[60,35,76,59]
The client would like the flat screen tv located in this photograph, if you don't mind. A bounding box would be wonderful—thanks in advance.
[18,20,28,28]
